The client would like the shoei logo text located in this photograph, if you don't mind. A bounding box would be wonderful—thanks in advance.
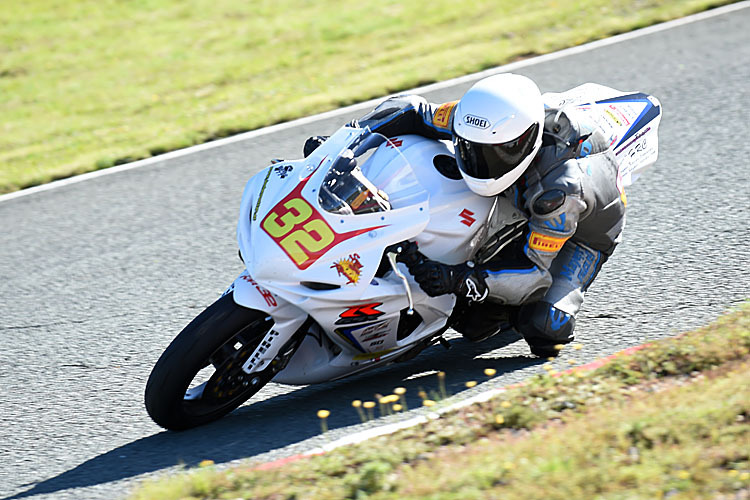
[464,114,490,129]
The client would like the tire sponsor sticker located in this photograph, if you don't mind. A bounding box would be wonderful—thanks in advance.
[433,100,457,129]
[528,232,569,253]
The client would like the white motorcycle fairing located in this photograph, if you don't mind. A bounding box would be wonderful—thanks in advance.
[542,83,662,187]
[145,83,664,432]
[232,128,494,384]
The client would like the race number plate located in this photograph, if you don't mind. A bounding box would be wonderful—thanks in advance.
[260,181,382,270]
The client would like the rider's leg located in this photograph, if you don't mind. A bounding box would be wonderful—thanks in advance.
[516,241,608,357]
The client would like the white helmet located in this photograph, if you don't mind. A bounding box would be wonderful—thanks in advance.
[452,73,544,197]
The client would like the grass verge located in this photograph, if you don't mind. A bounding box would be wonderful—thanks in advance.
[1,0,739,194]
[131,302,750,499]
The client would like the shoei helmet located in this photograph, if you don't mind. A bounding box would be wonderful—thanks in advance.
[452,74,544,197]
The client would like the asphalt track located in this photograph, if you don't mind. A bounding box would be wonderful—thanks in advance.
[1,5,749,499]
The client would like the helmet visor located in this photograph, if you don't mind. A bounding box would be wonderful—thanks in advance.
[454,122,539,180]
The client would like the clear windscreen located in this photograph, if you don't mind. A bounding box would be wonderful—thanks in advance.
[318,131,394,215]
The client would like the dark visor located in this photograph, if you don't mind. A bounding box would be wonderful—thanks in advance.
[454,122,539,180]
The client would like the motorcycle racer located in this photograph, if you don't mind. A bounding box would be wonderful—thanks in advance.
[305,73,640,358]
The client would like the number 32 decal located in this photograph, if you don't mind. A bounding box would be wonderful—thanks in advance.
[260,182,382,270]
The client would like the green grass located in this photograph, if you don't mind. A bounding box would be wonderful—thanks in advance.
[131,302,750,499]
[0,0,738,193]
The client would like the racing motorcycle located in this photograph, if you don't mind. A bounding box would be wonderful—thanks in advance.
[145,83,661,430]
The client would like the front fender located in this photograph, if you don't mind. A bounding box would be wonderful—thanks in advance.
[229,270,308,374]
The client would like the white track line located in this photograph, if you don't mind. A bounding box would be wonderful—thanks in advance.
[309,387,506,455]
[2,1,747,205]
[261,343,650,467]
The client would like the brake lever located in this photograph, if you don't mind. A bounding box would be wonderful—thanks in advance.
[386,251,415,316]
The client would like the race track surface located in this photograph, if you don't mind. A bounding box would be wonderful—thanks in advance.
[1,6,749,499]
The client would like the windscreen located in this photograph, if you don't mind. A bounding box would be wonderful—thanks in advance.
[318,132,392,215]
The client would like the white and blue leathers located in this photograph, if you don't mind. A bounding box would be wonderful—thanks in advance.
[353,92,634,353]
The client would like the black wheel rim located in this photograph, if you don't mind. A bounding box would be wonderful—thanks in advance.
[181,315,273,417]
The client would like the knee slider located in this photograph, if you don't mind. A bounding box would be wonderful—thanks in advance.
[516,302,575,355]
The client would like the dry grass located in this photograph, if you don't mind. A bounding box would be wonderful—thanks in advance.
[1,0,737,193]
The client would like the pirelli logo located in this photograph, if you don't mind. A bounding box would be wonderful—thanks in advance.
[433,100,457,129]
[529,232,569,253]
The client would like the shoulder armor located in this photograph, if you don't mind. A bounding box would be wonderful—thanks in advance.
[532,189,566,215]
[523,158,585,218]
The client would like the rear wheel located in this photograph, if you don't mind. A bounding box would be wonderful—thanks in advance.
[145,293,275,431]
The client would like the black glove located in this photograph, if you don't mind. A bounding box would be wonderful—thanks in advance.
[386,240,423,267]
[303,136,329,158]
[410,260,489,302]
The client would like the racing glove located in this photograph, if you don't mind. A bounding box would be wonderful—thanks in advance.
[388,241,489,302]
[410,260,489,302]
[303,121,360,158]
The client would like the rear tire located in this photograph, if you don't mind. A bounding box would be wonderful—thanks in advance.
[145,293,274,431]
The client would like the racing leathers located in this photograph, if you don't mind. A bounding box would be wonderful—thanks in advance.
[310,93,627,357]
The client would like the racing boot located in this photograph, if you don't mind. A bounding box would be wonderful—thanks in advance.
[450,301,518,343]
[515,302,575,358]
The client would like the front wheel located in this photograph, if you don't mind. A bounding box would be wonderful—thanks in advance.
[145,293,275,431]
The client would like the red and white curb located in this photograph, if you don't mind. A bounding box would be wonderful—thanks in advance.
[254,342,652,471]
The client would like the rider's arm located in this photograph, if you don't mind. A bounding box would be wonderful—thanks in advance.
[304,95,455,157]
[358,94,457,140]
[404,160,589,304]
[480,162,588,305]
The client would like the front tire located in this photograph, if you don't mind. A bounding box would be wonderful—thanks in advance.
[145,293,274,431]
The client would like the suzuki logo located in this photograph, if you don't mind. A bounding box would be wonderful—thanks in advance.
[464,114,490,129]
[459,208,476,227]
[335,303,385,325]
[386,138,403,148]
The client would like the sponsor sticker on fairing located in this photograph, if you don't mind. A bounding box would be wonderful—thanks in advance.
[335,303,385,325]
[273,164,293,179]
[331,253,364,285]
[239,274,277,307]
